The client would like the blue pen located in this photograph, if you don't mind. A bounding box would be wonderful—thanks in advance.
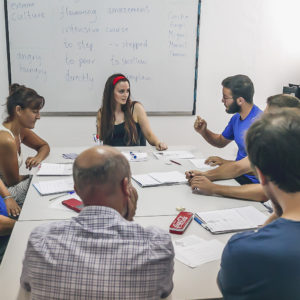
[130,151,137,159]
[49,191,75,202]
[194,215,211,231]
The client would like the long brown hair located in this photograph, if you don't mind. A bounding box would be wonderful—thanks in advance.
[99,74,138,145]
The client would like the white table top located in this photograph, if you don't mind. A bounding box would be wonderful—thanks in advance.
[1,145,269,300]
[19,146,267,221]
[0,215,237,300]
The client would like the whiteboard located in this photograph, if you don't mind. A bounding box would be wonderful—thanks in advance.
[6,0,199,115]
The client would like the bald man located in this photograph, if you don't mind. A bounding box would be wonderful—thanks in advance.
[21,146,174,299]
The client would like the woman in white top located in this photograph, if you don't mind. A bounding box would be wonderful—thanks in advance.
[0,84,50,214]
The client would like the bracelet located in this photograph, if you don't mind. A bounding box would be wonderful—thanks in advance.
[3,195,13,200]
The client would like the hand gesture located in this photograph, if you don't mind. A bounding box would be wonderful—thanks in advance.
[194,116,207,134]
[4,197,21,217]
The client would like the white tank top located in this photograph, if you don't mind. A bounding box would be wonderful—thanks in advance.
[0,124,23,167]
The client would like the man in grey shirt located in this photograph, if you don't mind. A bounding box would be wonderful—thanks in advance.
[21,146,174,299]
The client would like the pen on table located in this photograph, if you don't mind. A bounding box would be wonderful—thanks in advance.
[130,151,137,159]
[170,160,182,166]
[49,191,75,202]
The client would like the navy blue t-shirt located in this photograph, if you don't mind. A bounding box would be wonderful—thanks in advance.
[218,218,300,300]
[222,105,262,183]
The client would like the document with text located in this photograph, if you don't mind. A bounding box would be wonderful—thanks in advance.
[37,163,73,176]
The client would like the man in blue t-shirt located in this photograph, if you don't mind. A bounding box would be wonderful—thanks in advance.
[193,74,262,184]
[217,109,300,299]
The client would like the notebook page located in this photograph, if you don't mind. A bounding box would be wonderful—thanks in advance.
[189,159,218,170]
[153,150,195,159]
[196,207,262,232]
[132,174,160,187]
[34,178,74,195]
[236,206,268,227]
[149,171,187,184]
[37,163,73,176]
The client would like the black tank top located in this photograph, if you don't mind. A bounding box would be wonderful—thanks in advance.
[105,102,146,147]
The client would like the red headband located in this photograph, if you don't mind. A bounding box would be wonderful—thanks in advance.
[113,76,126,86]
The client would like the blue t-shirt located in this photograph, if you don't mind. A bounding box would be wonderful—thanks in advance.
[222,105,262,183]
[0,196,8,217]
[218,218,300,300]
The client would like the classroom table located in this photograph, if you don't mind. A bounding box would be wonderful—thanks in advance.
[18,146,268,221]
[0,145,269,299]
[0,216,238,300]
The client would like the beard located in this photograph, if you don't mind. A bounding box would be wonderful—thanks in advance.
[226,100,241,114]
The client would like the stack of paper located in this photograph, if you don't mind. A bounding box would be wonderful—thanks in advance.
[173,235,225,268]
[195,206,268,234]
[132,171,187,187]
[153,150,195,159]
[33,178,74,195]
[121,151,148,162]
[189,158,218,170]
[37,163,73,176]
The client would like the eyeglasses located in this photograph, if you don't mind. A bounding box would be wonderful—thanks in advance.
[222,96,233,101]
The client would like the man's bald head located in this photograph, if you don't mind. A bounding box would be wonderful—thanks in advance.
[73,146,131,203]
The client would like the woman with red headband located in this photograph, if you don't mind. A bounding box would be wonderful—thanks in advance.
[97,74,167,150]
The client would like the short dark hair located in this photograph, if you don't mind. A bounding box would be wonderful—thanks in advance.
[73,153,130,193]
[222,75,254,104]
[246,109,300,192]
[267,94,300,108]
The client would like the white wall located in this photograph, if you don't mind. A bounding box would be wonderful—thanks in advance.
[1,0,300,159]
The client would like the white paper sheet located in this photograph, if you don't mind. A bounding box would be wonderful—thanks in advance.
[153,150,195,159]
[196,206,268,233]
[149,171,187,184]
[132,174,160,187]
[121,151,148,162]
[173,235,225,268]
[189,159,218,170]
[37,163,73,176]
[33,178,74,195]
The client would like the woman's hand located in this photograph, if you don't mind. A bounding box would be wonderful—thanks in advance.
[155,142,168,151]
[4,197,21,217]
[25,156,42,170]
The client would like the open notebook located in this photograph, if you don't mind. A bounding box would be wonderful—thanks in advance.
[37,163,73,176]
[153,150,195,159]
[132,171,187,187]
[194,206,268,234]
[33,178,74,196]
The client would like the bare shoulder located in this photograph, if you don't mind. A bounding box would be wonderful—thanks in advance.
[132,102,146,115]
[132,102,146,122]
[0,131,16,149]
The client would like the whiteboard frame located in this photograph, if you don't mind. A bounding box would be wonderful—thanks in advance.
[4,0,201,116]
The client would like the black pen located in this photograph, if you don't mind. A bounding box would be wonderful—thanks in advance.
[170,160,182,166]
